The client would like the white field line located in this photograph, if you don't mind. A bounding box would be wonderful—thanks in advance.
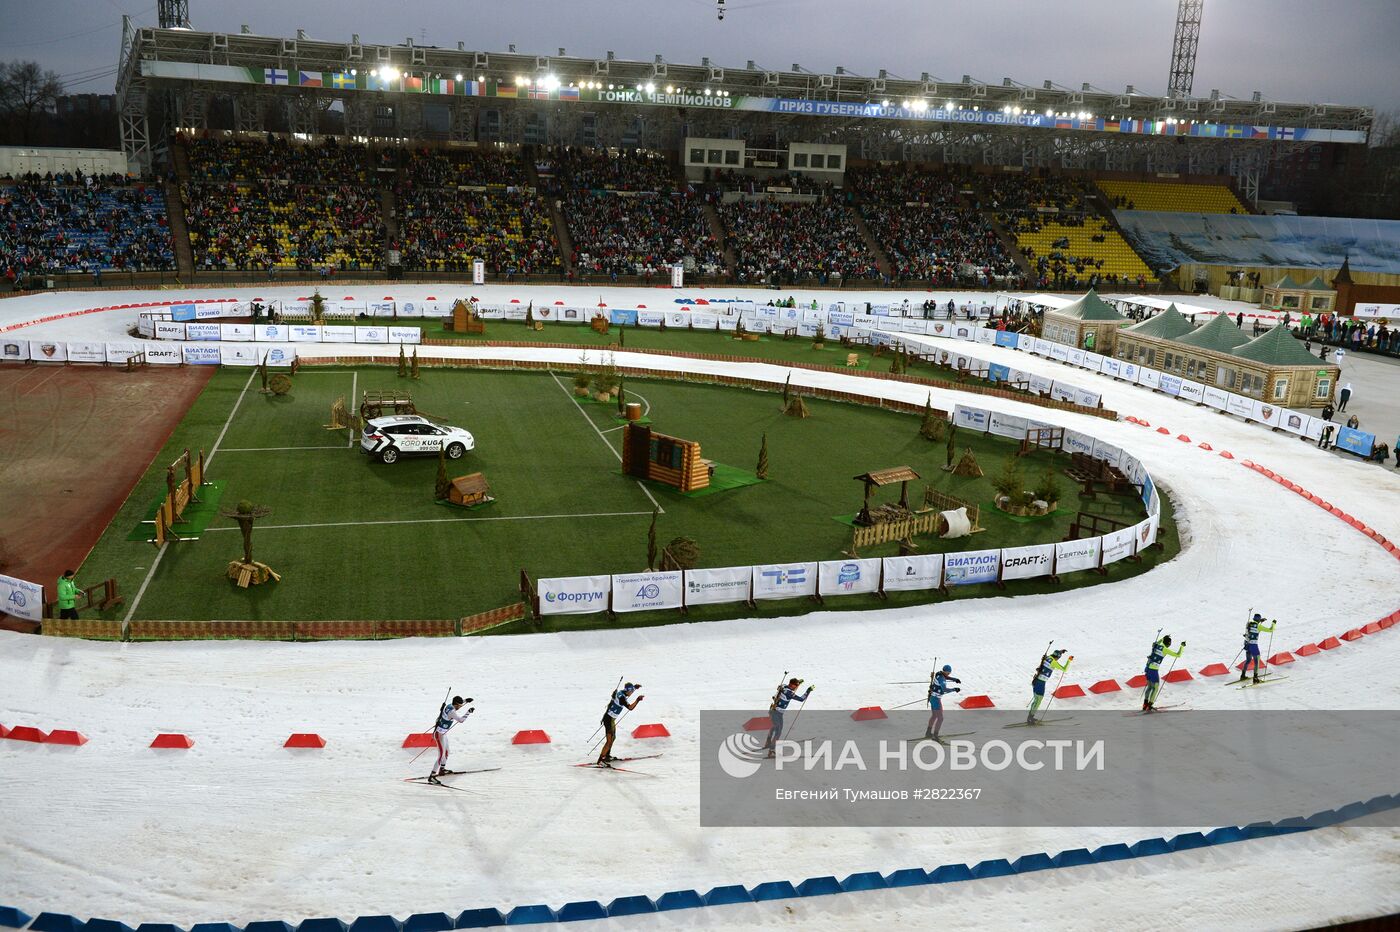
[204,510,654,533]
[124,370,256,623]
[348,370,358,448]
[220,445,346,452]
[548,370,664,514]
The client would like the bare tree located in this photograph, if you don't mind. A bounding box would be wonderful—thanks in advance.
[0,61,64,144]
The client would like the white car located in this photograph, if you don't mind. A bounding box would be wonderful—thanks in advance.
[360,415,475,464]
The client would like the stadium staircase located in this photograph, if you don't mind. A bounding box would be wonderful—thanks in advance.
[964,188,1038,283]
[166,144,195,280]
[848,208,894,280]
[528,157,574,275]
[702,200,736,278]
[379,186,399,265]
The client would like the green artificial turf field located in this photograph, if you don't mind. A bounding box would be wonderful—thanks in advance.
[79,364,1176,632]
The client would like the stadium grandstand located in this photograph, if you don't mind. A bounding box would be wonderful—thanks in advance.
[1,21,1392,298]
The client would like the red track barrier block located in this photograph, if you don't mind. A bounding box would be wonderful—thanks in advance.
[1164,669,1193,683]
[402,733,435,748]
[1156,427,1170,435]
[1362,622,1382,635]
[0,724,6,739]
[150,733,194,749]
[44,730,87,746]
[1340,629,1365,642]
[511,730,550,745]
[1135,420,1151,428]
[284,733,326,748]
[1053,684,1086,700]
[1379,616,1397,630]
[959,695,995,709]
[5,726,47,743]
[1295,643,1321,656]
[743,716,772,732]
[1198,442,1213,451]
[1267,652,1296,666]
[1198,663,1230,677]
[1219,451,1234,459]
[851,706,888,721]
[1126,674,1148,688]
[632,723,671,738]
[1318,637,1342,650]
[1089,679,1122,694]
[1176,434,1191,442]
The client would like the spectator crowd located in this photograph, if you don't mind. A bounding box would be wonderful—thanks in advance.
[719,198,879,285]
[1,171,173,286]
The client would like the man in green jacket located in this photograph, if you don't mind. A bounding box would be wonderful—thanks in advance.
[57,570,80,620]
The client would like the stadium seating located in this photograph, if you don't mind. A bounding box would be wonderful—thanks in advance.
[0,174,174,280]
[549,148,722,278]
[719,198,880,285]
[392,147,559,276]
[1097,179,1248,214]
[847,164,1019,285]
[181,136,383,271]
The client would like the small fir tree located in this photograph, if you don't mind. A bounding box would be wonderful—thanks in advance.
[410,346,420,380]
[397,343,408,378]
[646,509,659,570]
[435,447,451,500]
[756,433,769,479]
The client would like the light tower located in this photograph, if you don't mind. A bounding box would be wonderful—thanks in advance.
[158,0,190,29]
[1167,0,1203,98]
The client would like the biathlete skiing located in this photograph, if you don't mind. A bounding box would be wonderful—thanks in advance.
[597,682,644,767]
[429,695,475,784]
[925,664,961,740]
[1241,614,1276,684]
[765,677,813,758]
[1028,649,1071,724]
[1142,634,1184,712]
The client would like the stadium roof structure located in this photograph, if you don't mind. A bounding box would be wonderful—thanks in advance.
[1174,313,1250,353]
[1123,303,1194,339]
[115,21,1375,199]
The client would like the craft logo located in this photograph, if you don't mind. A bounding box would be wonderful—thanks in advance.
[1003,553,1048,569]
[761,567,807,586]
[636,584,661,600]
[836,563,862,590]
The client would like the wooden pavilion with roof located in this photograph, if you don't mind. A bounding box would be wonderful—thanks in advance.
[1040,289,1131,352]
[853,466,921,527]
[1260,274,1335,315]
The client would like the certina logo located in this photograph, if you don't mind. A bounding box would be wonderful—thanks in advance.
[1003,553,1048,569]
[717,731,768,779]
[635,584,661,600]
[543,590,605,604]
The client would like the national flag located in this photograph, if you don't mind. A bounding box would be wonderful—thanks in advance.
[1103,119,1121,133]
[264,69,289,85]
[298,71,322,87]
[1224,125,1243,138]
[559,86,579,101]
[495,83,518,99]
[1273,126,1297,140]
[403,75,423,93]
[528,88,551,100]
[1055,119,1074,130]
[463,80,482,96]
[1250,126,1268,139]
[329,72,355,90]
[1196,123,1217,137]
[431,78,454,95]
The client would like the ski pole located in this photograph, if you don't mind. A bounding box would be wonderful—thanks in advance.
[1265,620,1276,675]
[890,696,930,710]
[585,675,624,746]
[1155,651,1182,706]
[589,705,636,753]
[784,689,811,743]
[407,685,452,767]
[1226,646,1244,679]
[1039,659,1070,719]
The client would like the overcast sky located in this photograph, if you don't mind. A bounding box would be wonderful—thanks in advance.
[5,0,1398,112]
